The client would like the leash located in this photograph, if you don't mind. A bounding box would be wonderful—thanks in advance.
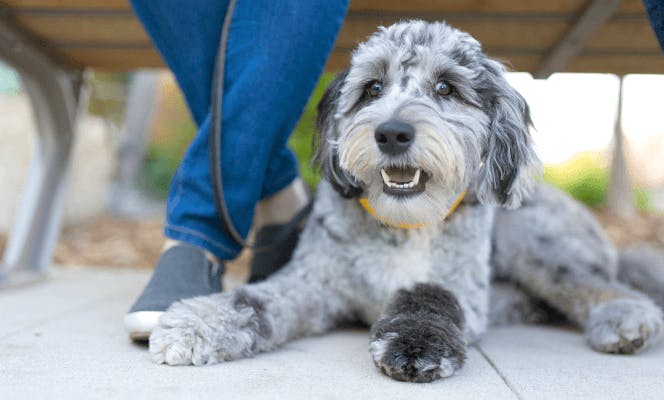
[209,0,312,252]
[358,190,467,229]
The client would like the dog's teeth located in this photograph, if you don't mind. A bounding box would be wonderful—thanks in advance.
[382,167,423,190]
[380,169,390,185]
[413,169,421,185]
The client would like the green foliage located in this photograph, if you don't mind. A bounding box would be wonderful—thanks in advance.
[543,153,609,207]
[634,188,652,211]
[87,72,129,125]
[140,84,197,197]
[543,153,651,211]
[140,124,195,197]
[288,73,335,188]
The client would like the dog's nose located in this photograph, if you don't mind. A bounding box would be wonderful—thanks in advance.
[374,120,415,155]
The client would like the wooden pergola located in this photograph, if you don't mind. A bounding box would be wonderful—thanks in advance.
[0,0,661,285]
[0,0,662,76]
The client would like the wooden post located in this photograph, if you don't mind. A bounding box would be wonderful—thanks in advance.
[606,76,635,218]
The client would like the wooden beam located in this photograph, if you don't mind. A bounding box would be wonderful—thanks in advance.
[534,0,622,78]
[349,0,587,14]
[1,0,131,10]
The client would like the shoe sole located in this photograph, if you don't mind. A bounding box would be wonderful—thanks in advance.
[124,311,163,341]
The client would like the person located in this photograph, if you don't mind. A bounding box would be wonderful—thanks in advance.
[124,0,349,340]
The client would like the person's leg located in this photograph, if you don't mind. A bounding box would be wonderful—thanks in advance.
[125,0,231,340]
[164,1,348,260]
[125,0,348,339]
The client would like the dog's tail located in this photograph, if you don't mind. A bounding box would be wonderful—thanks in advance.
[618,246,664,310]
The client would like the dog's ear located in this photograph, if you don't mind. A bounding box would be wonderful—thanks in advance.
[314,70,363,198]
[474,58,541,208]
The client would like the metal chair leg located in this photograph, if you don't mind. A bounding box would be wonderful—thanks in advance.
[0,19,86,286]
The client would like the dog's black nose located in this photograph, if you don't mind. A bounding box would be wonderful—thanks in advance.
[374,120,415,155]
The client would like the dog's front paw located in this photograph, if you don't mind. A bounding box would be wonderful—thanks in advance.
[149,321,208,366]
[149,290,272,366]
[586,298,663,354]
[149,297,223,366]
[370,316,466,382]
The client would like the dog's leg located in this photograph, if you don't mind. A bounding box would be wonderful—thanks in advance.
[497,253,663,354]
[369,283,466,382]
[493,185,663,354]
[618,246,664,310]
[489,280,566,326]
[149,256,348,366]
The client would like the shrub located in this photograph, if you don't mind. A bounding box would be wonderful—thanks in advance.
[543,152,651,211]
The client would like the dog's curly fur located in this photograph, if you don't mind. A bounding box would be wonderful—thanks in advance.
[149,21,664,382]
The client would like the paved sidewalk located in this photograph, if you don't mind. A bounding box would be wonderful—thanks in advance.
[1,266,663,400]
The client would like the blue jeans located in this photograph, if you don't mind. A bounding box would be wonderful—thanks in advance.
[644,0,664,51]
[130,1,349,260]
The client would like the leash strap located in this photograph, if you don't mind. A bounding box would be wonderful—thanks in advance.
[209,0,312,253]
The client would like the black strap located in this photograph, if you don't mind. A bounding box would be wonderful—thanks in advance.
[209,0,312,253]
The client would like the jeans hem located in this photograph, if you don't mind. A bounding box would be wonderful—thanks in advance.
[260,169,299,201]
[164,224,240,261]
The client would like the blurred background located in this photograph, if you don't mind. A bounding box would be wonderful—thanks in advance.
[1,0,664,272]
[1,66,663,270]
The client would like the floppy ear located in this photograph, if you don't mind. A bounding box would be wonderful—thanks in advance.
[313,70,363,198]
[474,58,541,208]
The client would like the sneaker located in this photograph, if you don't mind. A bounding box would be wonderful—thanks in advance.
[124,244,223,341]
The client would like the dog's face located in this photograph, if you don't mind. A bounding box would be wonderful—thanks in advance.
[315,20,541,226]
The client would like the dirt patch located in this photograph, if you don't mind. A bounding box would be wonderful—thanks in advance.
[593,210,664,249]
[58,216,164,268]
[1,210,662,270]
[0,215,249,276]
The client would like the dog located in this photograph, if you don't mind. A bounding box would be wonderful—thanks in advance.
[149,20,664,382]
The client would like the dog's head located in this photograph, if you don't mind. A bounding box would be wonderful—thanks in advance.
[315,20,541,226]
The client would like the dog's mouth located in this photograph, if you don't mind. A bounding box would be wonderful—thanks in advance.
[380,166,429,196]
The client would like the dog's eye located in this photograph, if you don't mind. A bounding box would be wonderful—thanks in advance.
[434,80,453,96]
[366,81,383,98]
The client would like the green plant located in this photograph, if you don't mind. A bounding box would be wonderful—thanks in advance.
[139,80,197,197]
[288,73,335,188]
[543,153,609,207]
[543,152,651,211]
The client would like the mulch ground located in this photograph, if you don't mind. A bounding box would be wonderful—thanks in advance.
[0,210,662,270]
[594,210,664,249]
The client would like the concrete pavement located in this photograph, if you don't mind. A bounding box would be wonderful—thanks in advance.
[1,266,663,399]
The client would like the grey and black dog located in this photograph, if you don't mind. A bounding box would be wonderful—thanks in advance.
[150,21,664,382]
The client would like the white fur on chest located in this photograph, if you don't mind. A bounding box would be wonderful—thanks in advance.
[350,227,439,322]
[372,234,434,294]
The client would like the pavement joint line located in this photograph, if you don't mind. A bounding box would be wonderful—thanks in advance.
[475,344,524,400]
[0,287,135,341]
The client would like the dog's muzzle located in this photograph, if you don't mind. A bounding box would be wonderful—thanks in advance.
[374,120,428,196]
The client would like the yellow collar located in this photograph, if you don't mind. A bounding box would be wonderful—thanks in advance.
[358,190,466,229]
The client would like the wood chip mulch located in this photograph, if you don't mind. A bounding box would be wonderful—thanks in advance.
[593,210,664,250]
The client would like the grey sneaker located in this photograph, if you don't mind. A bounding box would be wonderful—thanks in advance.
[124,244,224,341]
